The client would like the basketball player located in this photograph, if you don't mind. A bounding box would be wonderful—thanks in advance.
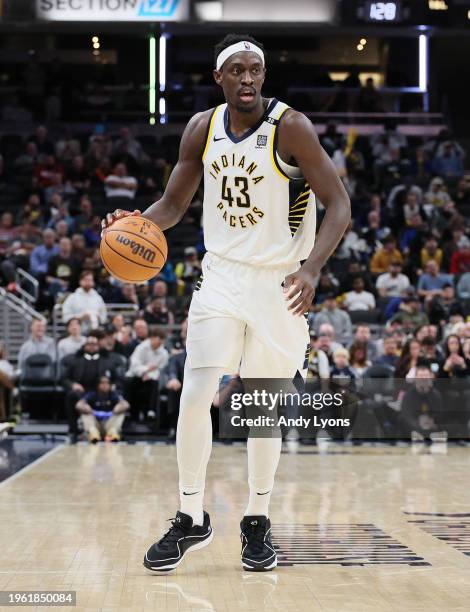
[102,34,350,572]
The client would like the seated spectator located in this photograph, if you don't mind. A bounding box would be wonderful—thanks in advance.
[29,125,54,156]
[450,235,470,274]
[83,216,103,249]
[373,335,399,369]
[330,348,356,390]
[420,236,443,269]
[62,271,107,332]
[454,174,470,210]
[76,375,129,443]
[427,284,462,327]
[316,324,344,365]
[62,334,125,437]
[46,237,80,299]
[376,261,410,298]
[424,177,451,209]
[57,318,86,360]
[370,237,403,276]
[125,327,169,420]
[0,342,14,420]
[439,334,468,378]
[29,228,59,279]
[104,162,137,199]
[165,319,187,440]
[352,325,378,362]
[0,213,19,257]
[306,332,330,380]
[175,247,202,295]
[390,294,429,332]
[17,318,56,370]
[399,362,443,441]
[114,325,136,359]
[433,141,464,179]
[14,141,38,173]
[312,294,352,345]
[395,338,422,379]
[65,155,90,193]
[417,260,453,301]
[34,154,64,189]
[349,342,371,378]
[73,196,94,233]
[343,277,376,311]
[16,193,45,228]
[456,271,470,299]
[115,283,139,306]
[143,297,175,326]
[113,126,145,162]
[421,336,444,376]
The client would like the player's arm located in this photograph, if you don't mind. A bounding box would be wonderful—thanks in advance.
[102,110,211,232]
[279,111,351,315]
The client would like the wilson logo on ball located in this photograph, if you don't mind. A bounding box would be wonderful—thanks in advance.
[116,234,156,263]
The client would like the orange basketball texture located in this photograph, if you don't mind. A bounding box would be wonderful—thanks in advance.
[100,216,168,283]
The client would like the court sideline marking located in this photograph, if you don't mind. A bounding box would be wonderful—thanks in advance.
[0,444,64,489]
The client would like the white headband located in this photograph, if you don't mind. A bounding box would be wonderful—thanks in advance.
[216,41,265,71]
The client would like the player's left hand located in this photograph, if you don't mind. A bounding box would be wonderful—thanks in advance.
[283,267,316,316]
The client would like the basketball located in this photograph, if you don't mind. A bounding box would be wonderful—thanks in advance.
[100,216,167,283]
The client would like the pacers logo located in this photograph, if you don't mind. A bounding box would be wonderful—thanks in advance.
[116,234,156,263]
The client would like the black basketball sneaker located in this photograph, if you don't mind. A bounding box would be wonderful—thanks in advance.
[240,515,277,571]
[143,511,213,572]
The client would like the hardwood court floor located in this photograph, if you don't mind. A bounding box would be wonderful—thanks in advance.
[1,441,470,611]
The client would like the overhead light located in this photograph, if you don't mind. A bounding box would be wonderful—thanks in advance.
[357,44,364,51]
[92,36,99,43]
[93,42,100,49]
[360,38,367,45]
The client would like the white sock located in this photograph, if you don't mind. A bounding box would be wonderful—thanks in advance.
[244,437,282,518]
[176,365,225,526]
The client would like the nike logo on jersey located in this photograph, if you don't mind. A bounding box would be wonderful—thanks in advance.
[213,136,226,142]
[256,490,271,496]
[182,491,199,496]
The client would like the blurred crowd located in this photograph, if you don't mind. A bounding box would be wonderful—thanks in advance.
[0,119,469,442]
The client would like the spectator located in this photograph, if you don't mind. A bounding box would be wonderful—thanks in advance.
[76,376,129,443]
[330,348,356,389]
[427,284,462,327]
[175,247,202,295]
[125,327,169,420]
[349,342,371,378]
[399,363,443,441]
[343,277,376,311]
[0,342,14,420]
[370,237,403,276]
[390,295,429,331]
[449,236,470,274]
[373,336,399,369]
[114,325,136,359]
[113,126,145,162]
[424,177,451,209]
[376,261,410,298]
[316,325,343,365]
[440,334,468,378]
[143,296,175,326]
[73,196,94,233]
[62,271,107,332]
[352,325,379,362]
[34,154,64,189]
[62,334,125,436]
[57,318,86,360]
[306,332,330,380]
[395,338,422,379]
[104,162,137,199]
[417,260,454,301]
[14,141,38,172]
[433,141,464,179]
[17,318,56,369]
[65,155,90,193]
[456,271,470,299]
[420,236,443,270]
[312,294,352,344]
[46,237,80,298]
[17,193,45,227]
[421,336,443,376]
[29,125,54,155]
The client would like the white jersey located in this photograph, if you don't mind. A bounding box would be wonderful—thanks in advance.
[201,99,316,266]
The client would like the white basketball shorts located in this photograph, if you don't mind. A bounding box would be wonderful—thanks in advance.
[186,252,310,379]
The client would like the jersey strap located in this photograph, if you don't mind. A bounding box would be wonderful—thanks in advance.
[268,101,291,181]
[202,105,223,161]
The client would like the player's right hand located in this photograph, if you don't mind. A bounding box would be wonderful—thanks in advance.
[101,209,141,234]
